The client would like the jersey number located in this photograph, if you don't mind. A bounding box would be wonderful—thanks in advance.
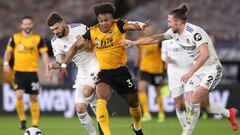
[207,76,213,84]
[126,79,133,88]
[31,82,40,91]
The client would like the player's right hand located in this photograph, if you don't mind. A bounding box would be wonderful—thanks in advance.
[57,68,68,82]
[48,62,61,70]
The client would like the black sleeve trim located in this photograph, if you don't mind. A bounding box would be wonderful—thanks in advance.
[82,29,91,40]
[117,19,126,33]
[9,36,15,48]
[38,37,45,49]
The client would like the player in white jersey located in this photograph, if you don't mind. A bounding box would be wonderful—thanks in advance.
[121,4,238,135]
[46,12,101,135]
[162,39,193,133]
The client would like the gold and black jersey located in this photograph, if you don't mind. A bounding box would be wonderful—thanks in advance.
[83,19,127,70]
[138,36,164,74]
[6,32,48,72]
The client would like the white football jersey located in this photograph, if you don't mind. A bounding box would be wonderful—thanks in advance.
[51,23,96,67]
[163,22,222,72]
[161,39,193,75]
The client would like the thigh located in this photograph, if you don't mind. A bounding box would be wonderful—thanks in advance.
[200,70,223,91]
[25,72,40,95]
[151,73,164,86]
[113,67,137,94]
[14,71,26,91]
[74,84,88,105]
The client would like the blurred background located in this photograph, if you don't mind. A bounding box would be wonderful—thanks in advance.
[0,0,240,118]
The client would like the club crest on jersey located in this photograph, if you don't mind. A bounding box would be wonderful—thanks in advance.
[194,33,202,41]
[186,38,190,44]
[108,31,113,35]
[76,35,81,40]
[95,40,100,47]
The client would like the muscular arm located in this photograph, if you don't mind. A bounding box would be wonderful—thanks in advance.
[120,33,166,47]
[62,38,84,65]
[189,43,209,74]
[124,20,150,31]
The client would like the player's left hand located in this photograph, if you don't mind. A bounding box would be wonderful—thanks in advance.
[57,67,68,82]
[181,71,193,84]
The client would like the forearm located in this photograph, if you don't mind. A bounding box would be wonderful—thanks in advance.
[189,55,209,74]
[63,45,78,64]
[41,52,50,66]
[135,34,165,46]
[3,50,11,63]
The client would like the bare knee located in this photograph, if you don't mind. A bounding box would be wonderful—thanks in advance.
[82,86,94,98]
[76,103,87,114]
[96,83,111,100]
[138,80,148,92]
[15,90,24,100]
[174,96,185,111]
[122,93,139,108]
[30,95,38,103]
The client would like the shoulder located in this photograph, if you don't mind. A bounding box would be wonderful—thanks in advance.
[51,35,58,43]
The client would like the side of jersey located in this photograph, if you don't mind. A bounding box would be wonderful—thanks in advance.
[161,39,193,75]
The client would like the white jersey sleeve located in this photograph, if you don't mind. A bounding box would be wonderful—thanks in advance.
[161,42,167,61]
[163,29,174,40]
[51,36,65,56]
[191,27,209,48]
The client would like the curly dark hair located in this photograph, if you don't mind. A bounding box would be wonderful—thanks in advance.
[93,2,115,16]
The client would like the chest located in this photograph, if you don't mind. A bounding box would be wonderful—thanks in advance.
[60,33,81,53]
[91,26,124,49]
[14,36,39,52]
[172,34,197,52]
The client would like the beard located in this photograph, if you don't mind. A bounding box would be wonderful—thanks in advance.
[23,28,32,34]
[56,27,66,38]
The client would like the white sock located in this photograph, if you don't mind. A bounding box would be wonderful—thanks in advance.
[176,108,187,129]
[186,103,200,131]
[207,101,230,118]
[77,112,97,135]
[85,92,97,114]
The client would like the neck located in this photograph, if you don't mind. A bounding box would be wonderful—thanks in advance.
[22,31,32,37]
[64,25,69,36]
[178,23,186,34]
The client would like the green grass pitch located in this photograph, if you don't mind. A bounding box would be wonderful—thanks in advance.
[0,115,238,135]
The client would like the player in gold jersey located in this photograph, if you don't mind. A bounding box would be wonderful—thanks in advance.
[3,16,50,129]
[59,2,150,135]
[135,24,165,122]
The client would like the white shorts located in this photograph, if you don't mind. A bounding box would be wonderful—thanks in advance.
[74,58,99,104]
[185,65,223,92]
[168,73,189,98]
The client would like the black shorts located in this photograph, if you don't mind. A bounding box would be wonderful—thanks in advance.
[139,71,164,86]
[97,66,137,94]
[13,71,40,95]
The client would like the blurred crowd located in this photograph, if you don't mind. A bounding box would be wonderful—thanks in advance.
[0,0,239,40]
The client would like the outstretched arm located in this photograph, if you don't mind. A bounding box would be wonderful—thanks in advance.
[124,20,151,31]
[120,33,166,47]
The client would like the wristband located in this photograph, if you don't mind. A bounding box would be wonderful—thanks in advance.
[3,61,9,66]
[61,63,67,68]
